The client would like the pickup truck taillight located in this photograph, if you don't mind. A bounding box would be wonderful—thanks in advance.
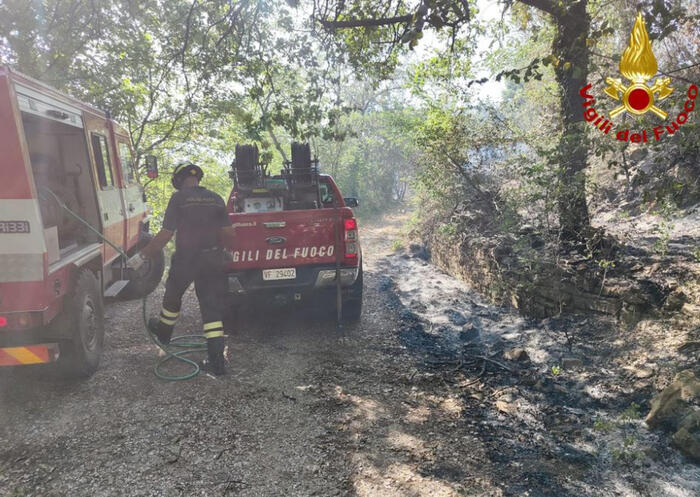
[344,218,358,259]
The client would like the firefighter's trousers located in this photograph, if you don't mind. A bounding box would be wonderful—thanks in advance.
[155,249,227,363]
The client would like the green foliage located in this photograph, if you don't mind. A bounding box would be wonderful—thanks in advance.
[651,197,678,257]
[619,402,642,423]
[593,417,615,432]
[437,222,459,238]
[2,0,698,235]
[316,101,421,216]
[611,435,645,463]
[593,402,647,465]
[0,0,369,222]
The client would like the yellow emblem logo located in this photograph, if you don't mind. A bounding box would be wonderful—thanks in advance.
[604,13,673,119]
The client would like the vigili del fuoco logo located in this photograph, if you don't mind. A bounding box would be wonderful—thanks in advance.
[579,13,697,143]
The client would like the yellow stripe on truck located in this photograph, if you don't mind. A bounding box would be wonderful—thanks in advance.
[4,346,44,364]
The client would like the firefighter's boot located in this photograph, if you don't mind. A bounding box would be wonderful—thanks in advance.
[148,317,174,346]
[202,336,227,376]
[150,307,179,345]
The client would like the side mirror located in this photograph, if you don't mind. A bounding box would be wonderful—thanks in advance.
[344,197,359,208]
[145,155,158,179]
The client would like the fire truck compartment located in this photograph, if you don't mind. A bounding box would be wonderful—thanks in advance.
[21,112,100,251]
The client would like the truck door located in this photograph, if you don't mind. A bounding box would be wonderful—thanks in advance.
[115,136,145,249]
[85,117,127,264]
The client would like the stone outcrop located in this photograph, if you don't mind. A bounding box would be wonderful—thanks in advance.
[645,369,700,462]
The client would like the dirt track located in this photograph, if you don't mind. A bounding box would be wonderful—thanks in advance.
[1,214,698,497]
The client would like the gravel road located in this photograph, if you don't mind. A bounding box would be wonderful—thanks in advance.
[1,213,698,497]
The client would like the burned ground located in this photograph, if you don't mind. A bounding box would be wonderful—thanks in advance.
[0,213,698,497]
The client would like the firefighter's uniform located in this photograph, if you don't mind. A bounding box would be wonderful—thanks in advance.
[151,165,231,374]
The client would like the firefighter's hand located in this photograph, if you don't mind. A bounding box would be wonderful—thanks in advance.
[126,252,147,270]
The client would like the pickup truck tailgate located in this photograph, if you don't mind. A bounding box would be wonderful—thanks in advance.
[224,209,354,270]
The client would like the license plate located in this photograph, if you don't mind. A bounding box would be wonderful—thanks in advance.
[262,268,296,281]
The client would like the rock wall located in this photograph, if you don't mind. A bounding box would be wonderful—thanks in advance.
[426,232,668,321]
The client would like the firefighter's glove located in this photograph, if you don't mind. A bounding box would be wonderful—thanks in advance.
[127,252,146,270]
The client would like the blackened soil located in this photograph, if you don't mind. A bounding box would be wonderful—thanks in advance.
[0,212,698,497]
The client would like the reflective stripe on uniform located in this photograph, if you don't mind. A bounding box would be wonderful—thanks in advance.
[203,320,224,339]
[159,307,179,326]
[160,308,179,318]
[203,321,223,331]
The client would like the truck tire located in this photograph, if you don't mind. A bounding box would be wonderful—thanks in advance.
[58,269,104,377]
[342,263,363,322]
[120,232,165,300]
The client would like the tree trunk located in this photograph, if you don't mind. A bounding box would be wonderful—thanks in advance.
[518,0,592,241]
[551,0,591,241]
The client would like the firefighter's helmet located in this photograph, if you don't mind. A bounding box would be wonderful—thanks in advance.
[172,161,204,189]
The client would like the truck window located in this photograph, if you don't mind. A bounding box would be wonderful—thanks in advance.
[243,196,283,213]
[320,181,335,206]
[118,141,136,184]
[91,133,114,188]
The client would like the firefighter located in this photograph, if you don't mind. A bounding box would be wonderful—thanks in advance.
[128,162,231,375]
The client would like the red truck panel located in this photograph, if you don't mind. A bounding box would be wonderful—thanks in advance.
[223,175,359,273]
[223,207,356,270]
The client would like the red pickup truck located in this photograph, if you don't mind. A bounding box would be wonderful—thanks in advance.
[222,144,363,321]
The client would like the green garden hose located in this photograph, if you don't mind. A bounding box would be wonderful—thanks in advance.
[140,296,207,381]
[40,188,206,381]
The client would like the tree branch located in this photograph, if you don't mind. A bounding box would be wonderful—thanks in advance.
[319,14,413,30]
[515,0,564,19]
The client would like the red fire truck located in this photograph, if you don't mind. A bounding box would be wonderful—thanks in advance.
[0,66,164,376]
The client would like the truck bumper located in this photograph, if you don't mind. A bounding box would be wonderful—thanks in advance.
[226,265,360,305]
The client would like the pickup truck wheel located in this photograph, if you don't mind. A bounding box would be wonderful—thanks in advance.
[58,269,104,377]
[341,264,363,322]
[120,232,165,300]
